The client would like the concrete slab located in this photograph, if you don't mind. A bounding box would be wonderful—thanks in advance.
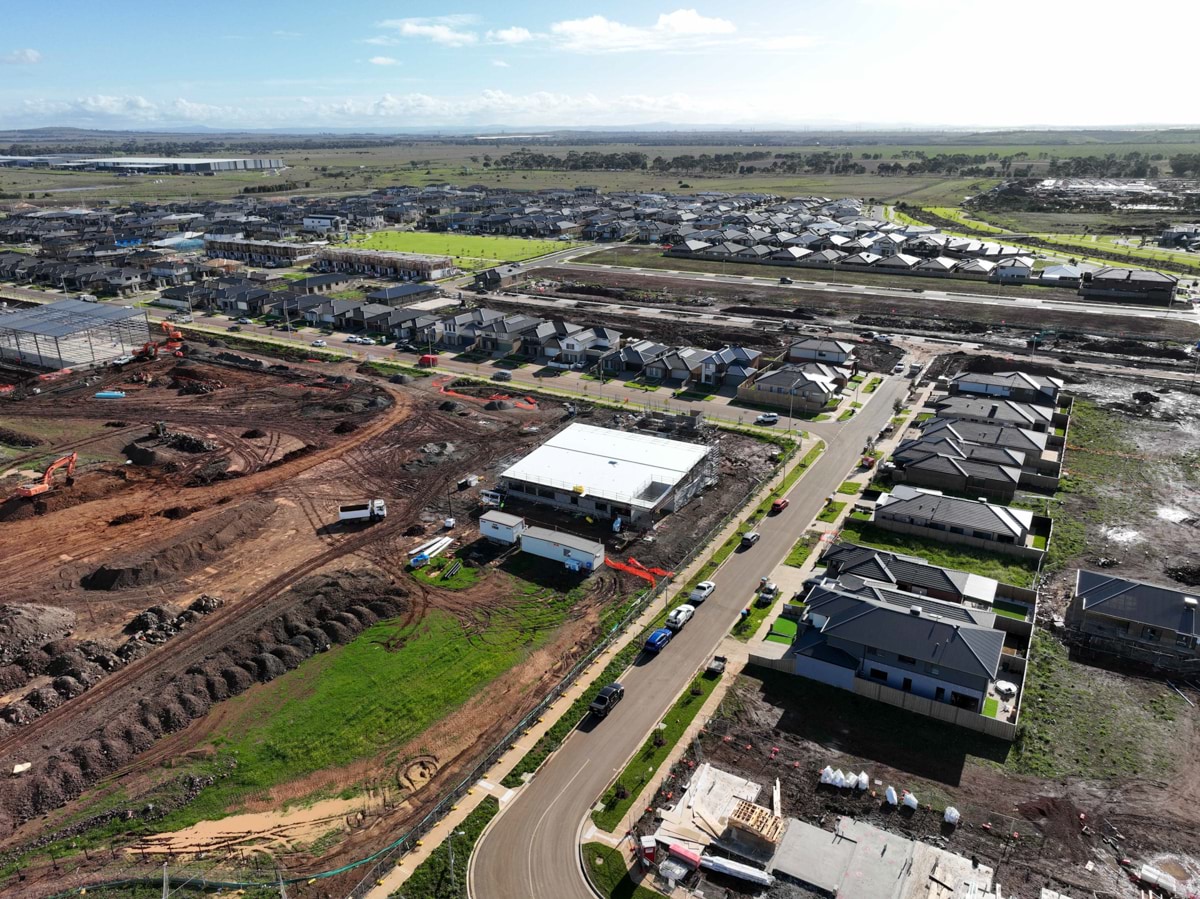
[770,818,855,893]
[836,817,913,899]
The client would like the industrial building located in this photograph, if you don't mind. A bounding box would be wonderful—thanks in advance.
[0,155,284,173]
[498,423,716,525]
[0,300,150,369]
[314,247,456,282]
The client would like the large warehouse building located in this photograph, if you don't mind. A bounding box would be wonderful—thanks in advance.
[0,300,151,369]
[498,423,717,524]
[0,156,284,173]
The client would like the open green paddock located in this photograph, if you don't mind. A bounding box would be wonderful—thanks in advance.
[349,231,583,271]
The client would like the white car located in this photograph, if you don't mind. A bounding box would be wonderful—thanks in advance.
[346,335,363,344]
[311,339,327,348]
[689,581,716,604]
[892,363,904,374]
[755,412,780,425]
[666,604,696,631]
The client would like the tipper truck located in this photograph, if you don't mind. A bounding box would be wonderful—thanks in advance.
[339,499,388,524]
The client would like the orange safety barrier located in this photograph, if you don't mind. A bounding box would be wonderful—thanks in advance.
[604,557,656,584]
[626,557,674,578]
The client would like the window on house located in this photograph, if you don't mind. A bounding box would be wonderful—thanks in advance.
[1142,625,1161,642]
[949,527,966,535]
[898,654,916,665]
[869,668,887,681]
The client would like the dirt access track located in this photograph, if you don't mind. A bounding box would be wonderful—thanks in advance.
[0,347,616,894]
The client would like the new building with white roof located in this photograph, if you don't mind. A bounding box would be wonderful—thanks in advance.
[498,423,715,524]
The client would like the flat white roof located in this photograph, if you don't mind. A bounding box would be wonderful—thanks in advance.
[501,423,709,510]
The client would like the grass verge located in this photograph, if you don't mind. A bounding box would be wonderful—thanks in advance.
[766,616,798,645]
[592,673,722,831]
[784,531,822,569]
[837,408,855,422]
[583,842,662,899]
[837,480,863,495]
[390,796,499,899]
[816,501,846,523]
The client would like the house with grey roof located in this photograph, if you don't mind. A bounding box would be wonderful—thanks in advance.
[697,345,763,387]
[737,363,842,412]
[787,337,856,365]
[950,370,1064,406]
[1067,571,1200,672]
[783,578,1012,721]
[884,439,1025,500]
[874,485,1049,560]
[933,396,1056,432]
[821,542,1001,607]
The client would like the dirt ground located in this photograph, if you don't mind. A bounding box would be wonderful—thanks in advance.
[0,343,778,895]
[651,670,1200,899]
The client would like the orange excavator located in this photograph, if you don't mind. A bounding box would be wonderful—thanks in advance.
[17,452,77,498]
[136,321,185,360]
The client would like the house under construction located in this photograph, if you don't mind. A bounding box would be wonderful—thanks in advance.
[314,247,456,282]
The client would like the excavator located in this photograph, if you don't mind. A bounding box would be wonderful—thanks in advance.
[17,452,77,498]
[135,321,185,360]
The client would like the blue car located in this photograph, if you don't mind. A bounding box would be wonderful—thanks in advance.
[644,628,673,654]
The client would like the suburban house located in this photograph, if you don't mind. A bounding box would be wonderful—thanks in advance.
[556,326,621,366]
[698,345,763,387]
[473,313,545,356]
[788,578,1007,717]
[472,268,518,291]
[918,418,1052,465]
[440,308,506,348]
[874,485,1047,558]
[1079,267,1177,305]
[819,542,1001,608]
[292,273,356,295]
[787,337,855,365]
[367,283,441,305]
[950,371,1064,406]
[604,338,667,373]
[933,396,1056,433]
[885,439,1026,500]
[303,298,362,327]
[645,347,708,382]
[736,363,841,412]
[1066,570,1200,672]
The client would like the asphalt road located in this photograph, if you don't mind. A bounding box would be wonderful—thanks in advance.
[468,375,908,899]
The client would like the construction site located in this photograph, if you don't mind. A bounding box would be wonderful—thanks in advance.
[0,333,779,896]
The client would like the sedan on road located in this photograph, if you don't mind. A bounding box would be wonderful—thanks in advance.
[739,531,761,549]
[770,498,790,514]
[755,412,779,425]
[665,604,696,631]
[311,340,327,348]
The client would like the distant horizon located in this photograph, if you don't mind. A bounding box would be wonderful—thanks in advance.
[3,1,1198,131]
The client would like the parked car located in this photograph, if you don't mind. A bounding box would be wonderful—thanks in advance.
[740,531,761,549]
[779,276,794,284]
[755,412,779,425]
[860,330,876,339]
[644,628,673,654]
[666,604,696,631]
[227,325,242,332]
[892,363,905,374]
[757,582,780,605]
[311,339,327,348]
[770,498,790,514]
[236,317,253,325]
[588,682,625,718]
[689,581,716,604]
[874,334,893,344]
[492,371,513,382]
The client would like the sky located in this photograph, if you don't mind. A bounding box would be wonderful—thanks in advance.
[1,0,1198,132]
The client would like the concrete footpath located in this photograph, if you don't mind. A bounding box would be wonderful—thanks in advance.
[365,435,823,898]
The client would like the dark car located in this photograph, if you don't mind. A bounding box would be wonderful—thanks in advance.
[589,682,625,718]
[779,276,794,284]
[644,628,673,654]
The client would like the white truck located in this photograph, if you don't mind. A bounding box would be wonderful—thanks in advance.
[339,499,387,524]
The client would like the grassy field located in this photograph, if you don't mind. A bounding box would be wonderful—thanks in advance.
[592,672,722,831]
[583,842,661,899]
[838,518,1038,587]
[349,231,581,271]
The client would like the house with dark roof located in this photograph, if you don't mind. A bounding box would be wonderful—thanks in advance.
[1079,267,1177,305]
[950,370,1064,406]
[698,345,763,387]
[884,439,1024,500]
[933,396,1056,433]
[874,485,1049,559]
[737,363,842,412]
[787,337,856,365]
[1067,571,1200,672]
[367,282,441,305]
[786,579,1009,717]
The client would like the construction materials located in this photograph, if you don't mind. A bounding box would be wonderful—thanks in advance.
[95,390,127,399]
[17,452,77,498]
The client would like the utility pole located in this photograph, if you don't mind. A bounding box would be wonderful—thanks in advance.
[448,829,466,885]
[162,861,169,899]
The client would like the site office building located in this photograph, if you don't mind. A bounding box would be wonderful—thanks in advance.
[497,423,716,526]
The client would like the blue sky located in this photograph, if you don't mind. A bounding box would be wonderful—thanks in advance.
[1,0,1196,131]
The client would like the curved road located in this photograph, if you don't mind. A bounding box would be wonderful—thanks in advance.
[469,375,908,899]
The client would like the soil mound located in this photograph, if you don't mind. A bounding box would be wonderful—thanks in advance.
[81,501,273,591]
[241,428,267,439]
[0,427,41,447]
[0,604,76,665]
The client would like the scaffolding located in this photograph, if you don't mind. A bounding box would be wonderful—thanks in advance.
[0,300,151,370]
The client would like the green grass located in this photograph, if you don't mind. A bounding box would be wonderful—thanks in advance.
[765,616,798,645]
[991,600,1031,621]
[732,596,775,642]
[837,480,863,495]
[150,566,594,831]
[812,413,831,422]
[784,531,822,568]
[915,412,934,422]
[837,518,1038,587]
[816,501,846,523]
[983,697,1000,718]
[1031,534,1048,550]
[592,673,722,832]
[583,843,662,899]
[863,377,883,394]
[357,359,433,378]
[837,408,856,422]
[411,556,480,590]
[1010,633,1184,778]
[351,231,582,272]
[392,797,499,899]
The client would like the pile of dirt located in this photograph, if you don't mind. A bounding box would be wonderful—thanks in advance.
[80,501,274,591]
[241,428,267,439]
[0,427,41,448]
[0,572,409,833]
[0,605,76,665]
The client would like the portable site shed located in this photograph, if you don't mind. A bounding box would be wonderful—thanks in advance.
[479,510,527,545]
[519,526,605,572]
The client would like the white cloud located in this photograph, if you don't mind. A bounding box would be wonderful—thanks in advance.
[550,9,738,52]
[362,35,399,46]
[377,15,478,47]
[369,56,400,66]
[492,59,510,67]
[2,48,42,64]
[487,26,535,44]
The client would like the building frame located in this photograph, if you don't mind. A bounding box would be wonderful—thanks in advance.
[0,300,150,369]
